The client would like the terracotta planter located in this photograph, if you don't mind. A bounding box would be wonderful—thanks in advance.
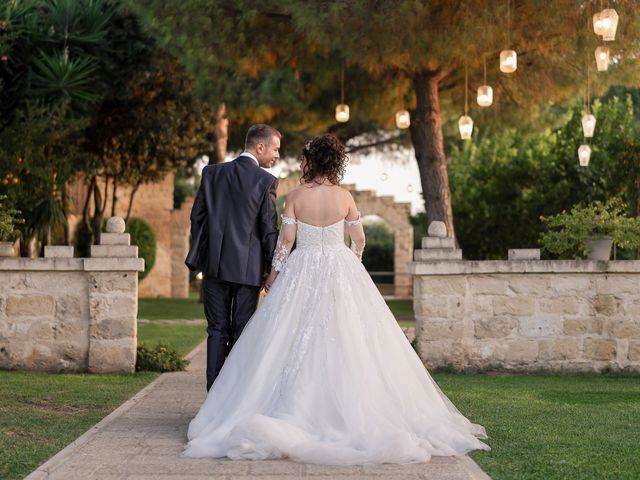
[0,240,16,257]
[586,236,613,261]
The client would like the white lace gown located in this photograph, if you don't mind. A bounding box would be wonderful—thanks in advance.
[184,216,489,464]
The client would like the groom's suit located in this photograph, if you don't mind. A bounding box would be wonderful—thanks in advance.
[186,154,279,390]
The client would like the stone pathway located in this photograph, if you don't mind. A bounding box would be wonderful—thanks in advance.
[26,343,490,480]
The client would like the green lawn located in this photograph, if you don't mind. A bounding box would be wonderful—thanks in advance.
[0,317,205,480]
[0,370,157,480]
[138,295,204,320]
[137,323,206,357]
[434,373,640,480]
[138,295,415,325]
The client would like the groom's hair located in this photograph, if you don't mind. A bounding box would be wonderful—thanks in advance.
[245,124,282,150]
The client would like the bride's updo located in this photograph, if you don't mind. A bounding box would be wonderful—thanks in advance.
[300,134,347,185]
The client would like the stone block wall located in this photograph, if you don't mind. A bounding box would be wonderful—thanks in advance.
[0,232,144,373]
[409,257,640,372]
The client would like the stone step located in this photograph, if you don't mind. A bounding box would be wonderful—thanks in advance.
[422,237,456,249]
[44,246,74,258]
[91,245,138,258]
[100,233,131,246]
[414,249,463,261]
[508,249,541,260]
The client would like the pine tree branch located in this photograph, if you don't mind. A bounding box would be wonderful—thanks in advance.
[345,134,406,154]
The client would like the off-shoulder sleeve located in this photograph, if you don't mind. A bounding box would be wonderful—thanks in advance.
[272,215,297,272]
[345,212,365,261]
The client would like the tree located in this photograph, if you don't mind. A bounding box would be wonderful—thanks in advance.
[81,56,217,244]
[129,0,640,240]
[448,91,639,259]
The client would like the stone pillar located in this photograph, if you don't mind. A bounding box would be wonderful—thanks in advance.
[86,219,144,373]
[171,197,194,298]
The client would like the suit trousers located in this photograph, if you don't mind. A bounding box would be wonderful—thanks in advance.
[202,276,260,391]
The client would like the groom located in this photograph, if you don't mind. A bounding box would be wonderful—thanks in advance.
[186,124,281,390]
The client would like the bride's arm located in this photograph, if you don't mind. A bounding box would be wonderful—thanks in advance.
[345,196,365,261]
[265,202,297,290]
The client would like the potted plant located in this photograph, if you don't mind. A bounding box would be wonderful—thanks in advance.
[539,198,640,260]
[0,195,23,257]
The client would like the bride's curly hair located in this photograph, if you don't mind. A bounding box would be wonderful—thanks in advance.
[300,134,347,185]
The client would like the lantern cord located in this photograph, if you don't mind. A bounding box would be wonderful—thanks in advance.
[507,0,511,46]
[483,54,487,85]
[587,54,591,114]
[464,62,468,115]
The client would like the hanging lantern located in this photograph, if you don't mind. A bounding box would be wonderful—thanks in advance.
[500,50,517,73]
[335,104,349,123]
[581,114,596,138]
[477,85,493,107]
[578,144,591,167]
[406,184,414,192]
[477,55,493,107]
[395,110,410,129]
[458,115,474,140]
[593,9,619,41]
[594,47,610,72]
[335,62,349,123]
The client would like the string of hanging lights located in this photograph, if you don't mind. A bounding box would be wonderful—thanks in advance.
[458,62,473,140]
[328,1,622,172]
[335,61,349,123]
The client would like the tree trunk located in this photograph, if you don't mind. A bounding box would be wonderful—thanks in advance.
[92,181,103,245]
[111,176,118,217]
[209,103,229,164]
[409,70,456,240]
[125,182,141,224]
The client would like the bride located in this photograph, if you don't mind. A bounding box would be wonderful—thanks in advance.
[184,134,488,464]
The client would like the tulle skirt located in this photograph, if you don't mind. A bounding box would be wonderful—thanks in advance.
[184,245,488,464]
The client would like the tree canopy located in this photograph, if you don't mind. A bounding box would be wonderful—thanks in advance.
[129,0,640,239]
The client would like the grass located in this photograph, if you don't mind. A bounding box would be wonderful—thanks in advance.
[0,311,205,479]
[434,372,640,480]
[138,295,204,320]
[137,323,206,357]
[385,299,414,317]
[0,370,157,480]
[138,295,415,326]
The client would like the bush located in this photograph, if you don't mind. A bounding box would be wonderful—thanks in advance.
[0,195,23,241]
[540,198,640,259]
[362,221,394,283]
[136,341,188,372]
[127,217,156,280]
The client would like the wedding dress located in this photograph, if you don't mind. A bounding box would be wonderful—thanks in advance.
[184,214,489,464]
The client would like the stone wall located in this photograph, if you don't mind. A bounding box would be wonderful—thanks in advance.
[0,233,144,373]
[409,244,640,372]
[68,173,193,298]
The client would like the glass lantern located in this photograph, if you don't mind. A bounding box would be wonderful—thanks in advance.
[458,115,473,140]
[593,9,619,41]
[594,47,610,72]
[477,85,493,107]
[335,104,349,123]
[500,50,517,73]
[581,114,596,138]
[395,110,410,129]
[578,144,591,167]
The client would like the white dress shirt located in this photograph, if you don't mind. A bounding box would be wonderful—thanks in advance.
[239,152,259,166]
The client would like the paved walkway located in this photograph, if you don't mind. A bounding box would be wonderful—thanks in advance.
[26,343,490,480]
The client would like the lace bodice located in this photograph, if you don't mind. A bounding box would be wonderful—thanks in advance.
[272,215,365,272]
[295,219,345,250]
